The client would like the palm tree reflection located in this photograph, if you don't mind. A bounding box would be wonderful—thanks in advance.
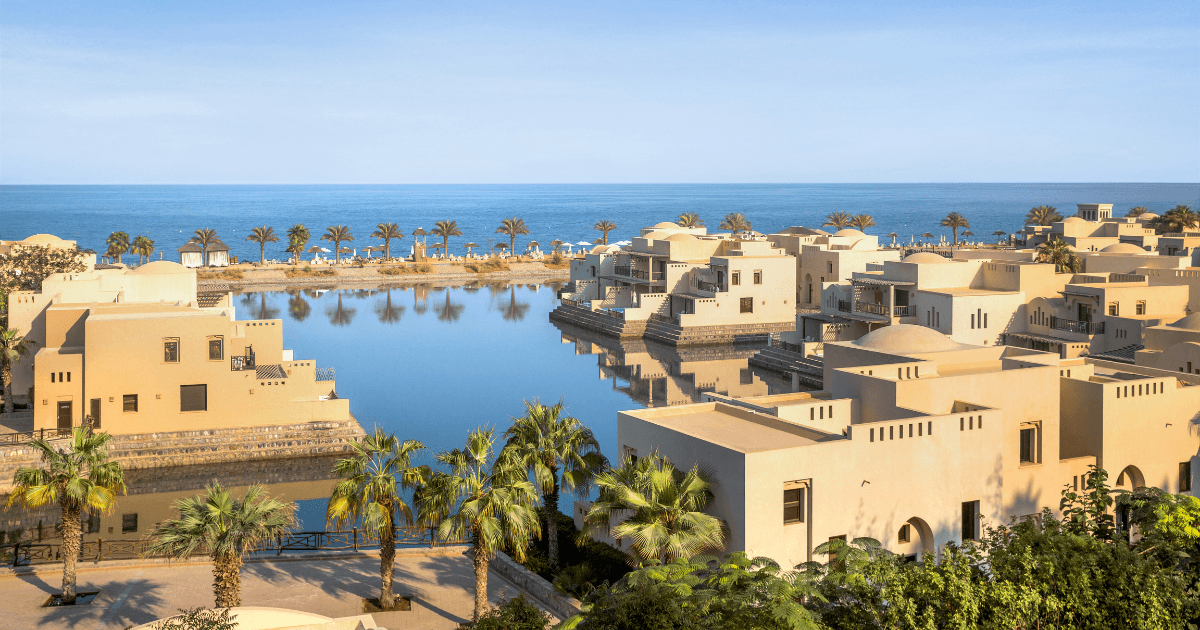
[240,292,280,320]
[374,290,406,324]
[326,291,358,327]
[434,291,464,323]
[287,291,312,322]
[501,286,530,322]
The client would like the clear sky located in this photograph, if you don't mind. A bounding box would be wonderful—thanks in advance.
[1,1,1197,184]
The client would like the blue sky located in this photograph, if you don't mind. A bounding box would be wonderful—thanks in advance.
[1,1,1197,184]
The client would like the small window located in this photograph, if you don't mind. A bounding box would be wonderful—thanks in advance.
[122,513,138,533]
[1181,462,1193,493]
[753,270,762,284]
[51,372,56,383]
[208,337,224,361]
[827,261,833,273]
[898,524,911,543]
[180,384,208,412]
[1108,302,1118,316]
[122,394,138,412]
[732,272,741,286]
[740,297,753,313]
[740,368,754,385]
[962,501,980,541]
[163,338,180,363]
[1136,301,1146,315]
[84,513,100,534]
[1020,427,1038,464]
[784,487,805,524]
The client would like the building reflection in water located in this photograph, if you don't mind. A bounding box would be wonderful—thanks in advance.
[552,321,800,408]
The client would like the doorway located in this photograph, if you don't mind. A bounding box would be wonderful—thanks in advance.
[90,398,101,429]
[57,401,73,430]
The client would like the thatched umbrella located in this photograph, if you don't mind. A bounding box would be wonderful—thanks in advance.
[921,232,934,246]
[550,239,564,252]
[886,232,899,246]
[993,230,1007,236]
[429,242,445,258]
[962,231,974,243]
[464,242,479,256]
[307,245,328,261]
[527,240,540,251]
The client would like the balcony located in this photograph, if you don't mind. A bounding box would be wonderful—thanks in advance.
[837,300,852,313]
[231,348,256,371]
[613,266,664,282]
[855,301,890,317]
[893,305,913,317]
[697,281,720,293]
[1049,317,1105,335]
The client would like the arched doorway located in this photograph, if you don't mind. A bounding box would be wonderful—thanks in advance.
[1115,465,1145,489]
[895,517,935,561]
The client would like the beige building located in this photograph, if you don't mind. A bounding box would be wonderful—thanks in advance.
[766,227,901,308]
[591,325,1200,566]
[1134,313,1200,375]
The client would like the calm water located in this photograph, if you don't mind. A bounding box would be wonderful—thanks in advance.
[3,184,1197,262]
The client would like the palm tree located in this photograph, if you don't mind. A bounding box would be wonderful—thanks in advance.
[677,212,704,228]
[431,220,463,256]
[131,235,155,265]
[244,226,279,265]
[940,212,970,245]
[583,451,723,566]
[822,211,852,230]
[849,214,876,233]
[105,231,130,264]
[496,218,530,256]
[1,326,36,414]
[147,482,296,608]
[7,429,126,604]
[374,290,405,324]
[371,223,404,261]
[419,429,541,621]
[1036,240,1081,273]
[1025,205,1062,226]
[192,228,219,266]
[719,213,751,236]
[326,292,357,327]
[1126,206,1148,218]
[504,400,607,570]
[321,225,354,263]
[287,224,310,266]
[593,220,617,245]
[328,430,429,609]
[1151,205,1199,234]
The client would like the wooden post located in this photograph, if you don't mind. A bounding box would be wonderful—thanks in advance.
[353,527,358,551]
[97,538,103,562]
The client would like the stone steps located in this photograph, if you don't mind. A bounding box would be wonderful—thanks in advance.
[748,347,825,388]
[548,304,646,339]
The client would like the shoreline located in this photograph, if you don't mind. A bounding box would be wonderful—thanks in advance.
[197,261,571,290]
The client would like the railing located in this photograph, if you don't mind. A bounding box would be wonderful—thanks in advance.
[3,526,465,567]
[697,281,720,293]
[613,266,651,280]
[902,248,954,258]
[231,349,256,372]
[855,302,890,316]
[0,427,73,447]
[1049,317,1105,335]
[560,298,582,307]
[893,305,914,317]
[315,367,336,382]
[837,300,851,313]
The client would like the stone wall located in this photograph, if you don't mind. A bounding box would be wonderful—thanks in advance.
[488,550,582,621]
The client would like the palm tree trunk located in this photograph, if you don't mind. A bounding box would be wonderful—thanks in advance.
[380,519,396,609]
[472,539,489,622]
[385,240,391,261]
[260,244,266,264]
[212,552,243,608]
[2,362,13,414]
[59,503,81,603]
[547,466,560,570]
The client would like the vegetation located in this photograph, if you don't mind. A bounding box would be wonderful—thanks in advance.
[584,451,723,566]
[197,269,244,281]
[420,428,541,621]
[505,400,607,570]
[1025,205,1063,226]
[283,266,336,278]
[245,226,279,264]
[0,244,88,308]
[321,225,355,263]
[465,260,510,274]
[496,217,531,255]
[1126,206,1148,217]
[848,214,875,232]
[677,212,704,228]
[328,430,429,609]
[192,228,220,265]
[546,251,568,269]
[520,509,632,595]
[1036,239,1081,273]
[132,235,156,265]
[106,231,131,264]
[593,220,617,245]
[152,607,238,630]
[822,211,852,230]
[460,596,551,630]
[372,222,404,260]
[1150,204,1198,234]
[286,224,311,265]
[940,211,970,244]
[147,481,296,608]
[7,428,126,604]
[432,220,463,253]
[1,325,36,413]
[719,213,751,236]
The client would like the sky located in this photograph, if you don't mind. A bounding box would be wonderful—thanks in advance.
[1,1,1197,184]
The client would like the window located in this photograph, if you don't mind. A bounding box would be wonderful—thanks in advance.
[784,486,805,524]
[1108,302,1119,316]
[732,272,741,286]
[740,297,753,313]
[122,513,138,533]
[740,369,754,385]
[208,337,224,361]
[1136,301,1146,315]
[163,338,180,363]
[1020,427,1038,464]
[898,524,911,543]
[180,384,207,412]
[827,261,833,273]
[122,394,138,412]
[962,501,980,541]
[1181,462,1193,493]
[753,270,762,284]
[84,513,100,534]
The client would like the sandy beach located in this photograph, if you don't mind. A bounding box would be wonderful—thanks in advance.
[195,260,570,290]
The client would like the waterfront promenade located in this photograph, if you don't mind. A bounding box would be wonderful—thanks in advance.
[0,547,556,629]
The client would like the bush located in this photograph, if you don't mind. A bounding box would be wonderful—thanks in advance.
[517,509,632,598]
[284,267,336,278]
[197,270,243,280]
[546,252,569,269]
[416,263,433,273]
[459,596,550,630]
[153,607,238,630]
[379,265,410,275]
[466,259,510,274]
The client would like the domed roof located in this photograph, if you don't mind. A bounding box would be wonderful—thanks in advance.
[665,233,696,241]
[1099,243,1147,254]
[21,234,68,243]
[852,325,963,354]
[1169,313,1200,331]
[1139,212,1159,219]
[653,222,680,229]
[902,252,949,264]
[1062,217,1087,224]
[641,231,671,240]
[834,228,865,238]
[133,259,192,273]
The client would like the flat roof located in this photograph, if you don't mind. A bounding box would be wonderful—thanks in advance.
[919,287,1020,297]
[624,403,829,453]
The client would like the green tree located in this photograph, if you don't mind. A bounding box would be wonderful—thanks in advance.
[431,220,463,255]
[152,607,238,630]
[286,224,310,265]
[1036,239,1081,273]
[147,482,296,608]
[1,326,36,414]
[504,400,607,570]
[244,226,279,265]
[420,429,541,621]
[192,228,220,266]
[321,225,354,263]
[848,214,875,233]
[1025,205,1063,226]
[593,220,617,245]
[131,235,155,265]
[106,231,131,264]
[371,223,404,260]
[460,596,551,630]
[327,430,429,609]
[1151,204,1199,234]
[677,212,705,228]
[6,429,126,603]
[1126,206,1149,218]
[496,218,531,256]
[822,211,852,230]
[584,451,723,566]
[719,213,752,236]
[0,244,89,303]
[940,212,970,244]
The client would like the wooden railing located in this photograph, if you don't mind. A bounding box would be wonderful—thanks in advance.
[855,302,889,316]
[893,305,914,317]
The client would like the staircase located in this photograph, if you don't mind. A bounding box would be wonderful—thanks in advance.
[548,302,647,339]
[644,318,794,346]
[748,346,824,388]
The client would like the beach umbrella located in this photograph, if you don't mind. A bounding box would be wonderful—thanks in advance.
[528,240,540,250]
[550,239,564,252]
[464,241,479,256]
[576,241,592,247]
[992,230,1007,236]
[886,232,899,246]
[338,247,354,254]
[921,232,934,245]
[306,245,327,261]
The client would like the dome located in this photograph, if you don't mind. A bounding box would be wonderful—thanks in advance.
[665,233,696,241]
[1062,217,1087,224]
[902,252,949,264]
[589,245,610,255]
[852,325,963,354]
[653,222,680,229]
[1139,212,1159,220]
[834,228,865,238]
[641,231,671,240]
[21,234,68,243]
[1169,313,1200,331]
[134,261,192,275]
[1099,243,1147,254]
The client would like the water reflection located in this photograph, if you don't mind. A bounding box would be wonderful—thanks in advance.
[326,291,358,327]
[499,286,530,322]
[374,289,405,324]
[288,290,312,321]
[241,291,281,320]
[434,290,464,323]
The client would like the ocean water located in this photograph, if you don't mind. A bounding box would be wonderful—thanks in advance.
[3,184,1197,261]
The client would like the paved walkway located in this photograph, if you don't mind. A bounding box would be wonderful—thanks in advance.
[0,548,548,629]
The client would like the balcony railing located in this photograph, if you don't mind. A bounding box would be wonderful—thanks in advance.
[855,301,890,317]
[893,305,914,317]
[837,300,851,313]
[231,349,256,372]
[613,266,662,282]
[697,281,719,292]
[315,367,336,382]
[1049,317,1105,335]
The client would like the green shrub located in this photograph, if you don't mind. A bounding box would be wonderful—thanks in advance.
[517,509,632,597]
[379,265,409,276]
[153,607,238,630]
[458,596,550,630]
